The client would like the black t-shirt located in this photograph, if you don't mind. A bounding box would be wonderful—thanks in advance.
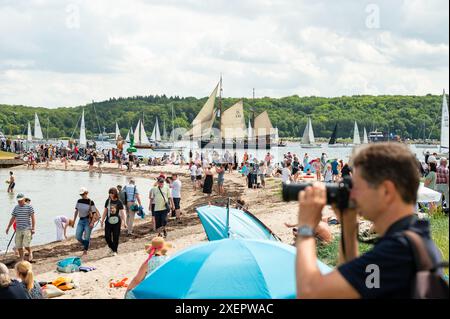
[338,215,443,298]
[104,199,124,219]
[341,165,352,177]
[0,280,31,299]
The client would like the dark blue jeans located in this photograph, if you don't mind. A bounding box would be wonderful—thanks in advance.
[76,218,92,251]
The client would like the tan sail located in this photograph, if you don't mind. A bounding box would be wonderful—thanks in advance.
[185,83,219,139]
[254,111,274,137]
[221,100,247,139]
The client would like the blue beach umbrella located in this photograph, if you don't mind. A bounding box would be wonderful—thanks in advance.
[196,205,280,242]
[132,239,333,299]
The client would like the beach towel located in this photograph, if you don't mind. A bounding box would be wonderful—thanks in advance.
[50,277,76,291]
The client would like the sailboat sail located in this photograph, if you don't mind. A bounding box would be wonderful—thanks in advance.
[302,118,315,144]
[134,120,141,144]
[140,120,151,145]
[154,117,161,142]
[126,127,132,143]
[247,119,253,139]
[329,124,338,145]
[185,83,219,139]
[162,120,168,141]
[221,100,247,139]
[115,122,121,140]
[34,113,43,139]
[79,109,87,146]
[254,111,274,137]
[27,122,32,142]
[363,127,368,144]
[353,121,361,145]
[441,90,449,150]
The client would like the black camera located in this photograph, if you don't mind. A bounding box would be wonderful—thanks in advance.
[282,177,353,210]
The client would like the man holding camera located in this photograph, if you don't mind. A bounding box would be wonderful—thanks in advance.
[295,143,444,298]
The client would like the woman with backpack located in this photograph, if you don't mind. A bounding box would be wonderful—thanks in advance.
[101,187,127,256]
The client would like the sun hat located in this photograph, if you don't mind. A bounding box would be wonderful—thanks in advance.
[79,187,88,195]
[145,237,173,256]
[16,193,25,201]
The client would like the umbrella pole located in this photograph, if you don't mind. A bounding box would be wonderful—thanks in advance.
[226,198,231,238]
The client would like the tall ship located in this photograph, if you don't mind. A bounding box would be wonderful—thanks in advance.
[184,78,278,149]
[133,115,153,149]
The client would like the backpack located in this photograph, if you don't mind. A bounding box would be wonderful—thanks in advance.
[57,257,82,273]
[403,230,449,299]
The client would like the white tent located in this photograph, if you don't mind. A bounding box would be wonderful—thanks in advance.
[417,183,442,203]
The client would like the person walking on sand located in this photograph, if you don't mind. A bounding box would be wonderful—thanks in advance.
[5,193,36,262]
[7,171,15,193]
[73,187,98,256]
[203,166,214,196]
[216,164,225,195]
[189,162,197,190]
[101,187,127,256]
[54,216,74,241]
[170,174,182,223]
[150,177,174,238]
[124,179,142,235]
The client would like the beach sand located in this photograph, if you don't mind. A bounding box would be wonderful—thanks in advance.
[3,159,340,299]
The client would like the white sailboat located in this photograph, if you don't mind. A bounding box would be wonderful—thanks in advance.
[300,117,320,148]
[125,127,132,143]
[353,121,361,145]
[34,113,43,140]
[150,117,161,142]
[363,127,369,144]
[247,119,253,139]
[439,89,449,156]
[79,109,87,147]
[115,122,121,140]
[134,119,152,148]
[27,122,32,142]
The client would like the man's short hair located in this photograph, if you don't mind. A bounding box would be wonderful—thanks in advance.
[351,143,420,204]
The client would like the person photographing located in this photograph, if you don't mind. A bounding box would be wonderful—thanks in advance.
[293,143,447,298]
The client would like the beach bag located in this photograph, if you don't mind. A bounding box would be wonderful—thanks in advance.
[129,186,140,211]
[41,284,65,298]
[404,230,449,299]
[57,257,81,273]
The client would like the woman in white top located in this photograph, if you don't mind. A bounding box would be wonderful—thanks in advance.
[196,166,204,189]
[281,163,292,184]
[54,216,74,241]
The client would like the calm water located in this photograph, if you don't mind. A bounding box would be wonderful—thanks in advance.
[1,142,435,251]
[0,170,151,252]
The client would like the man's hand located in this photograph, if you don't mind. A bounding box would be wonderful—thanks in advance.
[298,182,326,229]
[31,229,35,235]
[6,227,9,235]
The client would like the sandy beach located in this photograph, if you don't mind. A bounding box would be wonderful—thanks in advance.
[3,159,339,299]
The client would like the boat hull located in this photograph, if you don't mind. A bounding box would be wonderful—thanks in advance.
[300,144,322,149]
[134,145,154,149]
[199,139,273,150]
[328,144,350,148]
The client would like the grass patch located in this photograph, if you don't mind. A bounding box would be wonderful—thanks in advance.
[317,237,373,267]
[430,212,449,276]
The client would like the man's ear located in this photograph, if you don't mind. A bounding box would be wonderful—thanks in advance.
[380,180,397,203]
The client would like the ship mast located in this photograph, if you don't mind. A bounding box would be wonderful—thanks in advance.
[218,74,223,134]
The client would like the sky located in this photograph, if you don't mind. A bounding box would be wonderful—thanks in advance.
[0,0,448,108]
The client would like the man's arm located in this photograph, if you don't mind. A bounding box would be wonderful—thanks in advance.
[73,209,78,223]
[6,216,15,234]
[136,193,142,206]
[31,213,36,235]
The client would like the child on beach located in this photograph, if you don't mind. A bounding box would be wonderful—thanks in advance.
[54,216,75,241]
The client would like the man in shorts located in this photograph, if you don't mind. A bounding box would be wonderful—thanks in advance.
[171,174,182,223]
[5,193,36,261]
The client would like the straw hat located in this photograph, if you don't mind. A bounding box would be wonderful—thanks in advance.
[145,237,173,256]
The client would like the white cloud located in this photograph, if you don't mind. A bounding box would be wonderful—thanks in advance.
[0,0,448,108]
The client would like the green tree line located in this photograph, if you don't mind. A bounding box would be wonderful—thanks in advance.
[0,93,446,140]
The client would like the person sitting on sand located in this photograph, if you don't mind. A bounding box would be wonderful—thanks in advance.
[54,216,74,241]
[125,237,172,299]
[15,261,43,299]
[0,262,30,299]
